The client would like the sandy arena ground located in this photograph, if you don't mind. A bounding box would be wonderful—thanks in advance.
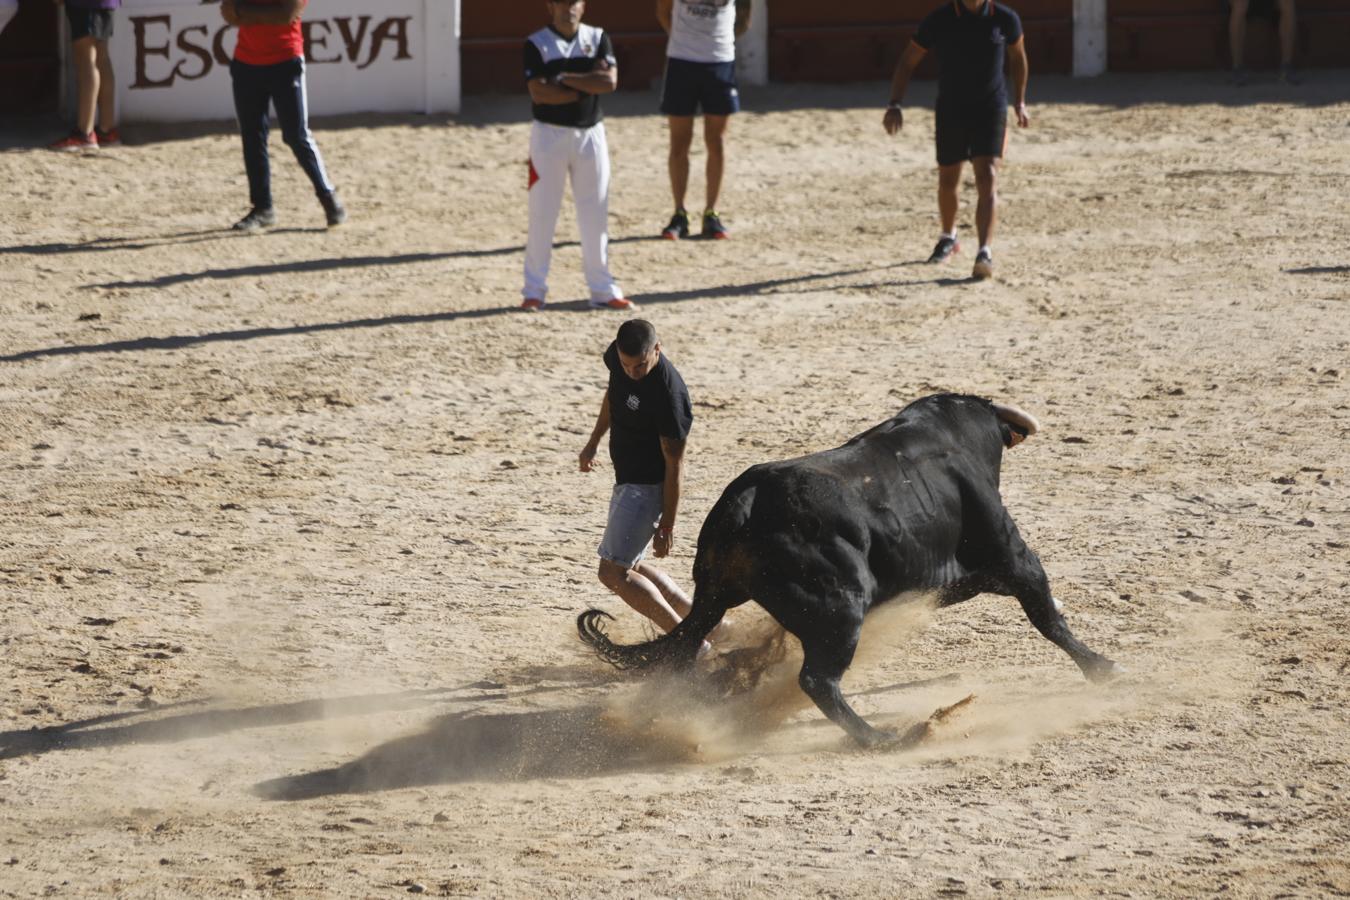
[1,72,1348,897]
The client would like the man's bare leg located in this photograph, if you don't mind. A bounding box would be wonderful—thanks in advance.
[72,36,99,136]
[938,162,962,236]
[95,39,116,132]
[667,115,695,212]
[972,155,999,249]
[702,114,729,212]
[1229,0,1249,79]
[599,559,682,632]
[1277,0,1297,75]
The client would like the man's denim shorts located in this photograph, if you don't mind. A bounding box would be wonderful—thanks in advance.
[598,482,663,569]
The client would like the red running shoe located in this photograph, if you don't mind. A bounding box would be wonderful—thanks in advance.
[50,131,97,152]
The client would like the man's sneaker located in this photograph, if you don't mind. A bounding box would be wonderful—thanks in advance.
[1278,64,1302,85]
[588,297,636,311]
[661,210,689,240]
[701,210,729,240]
[520,297,545,312]
[320,191,347,227]
[927,236,960,263]
[94,127,121,147]
[972,248,994,280]
[232,207,276,232]
[49,131,97,152]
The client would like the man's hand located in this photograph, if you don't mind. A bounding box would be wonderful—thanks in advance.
[652,523,674,557]
[579,443,599,472]
[883,106,903,136]
[1014,103,1030,128]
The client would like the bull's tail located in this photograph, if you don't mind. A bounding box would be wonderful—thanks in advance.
[991,401,1040,442]
[577,597,724,672]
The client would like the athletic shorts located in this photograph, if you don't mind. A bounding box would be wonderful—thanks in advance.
[598,482,663,570]
[66,6,114,42]
[935,102,1007,166]
[660,57,740,117]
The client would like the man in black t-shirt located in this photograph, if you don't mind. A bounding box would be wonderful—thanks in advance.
[580,319,715,645]
[883,0,1030,281]
[521,0,632,312]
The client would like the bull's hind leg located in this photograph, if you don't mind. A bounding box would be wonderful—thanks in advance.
[1006,551,1121,682]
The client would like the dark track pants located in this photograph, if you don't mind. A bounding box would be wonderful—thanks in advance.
[230,56,334,210]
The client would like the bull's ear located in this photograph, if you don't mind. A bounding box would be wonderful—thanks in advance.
[1000,423,1028,448]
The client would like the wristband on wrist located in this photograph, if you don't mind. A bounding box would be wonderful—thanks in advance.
[887,102,902,110]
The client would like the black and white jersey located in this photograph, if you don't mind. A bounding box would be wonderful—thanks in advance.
[524,24,616,129]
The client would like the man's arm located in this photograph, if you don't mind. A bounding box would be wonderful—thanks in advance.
[579,394,611,472]
[1007,36,1030,127]
[557,59,618,95]
[652,436,685,557]
[528,77,583,105]
[882,41,927,135]
[656,0,673,35]
[734,0,752,38]
[232,0,304,27]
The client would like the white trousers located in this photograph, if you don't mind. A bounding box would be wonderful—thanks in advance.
[523,121,622,303]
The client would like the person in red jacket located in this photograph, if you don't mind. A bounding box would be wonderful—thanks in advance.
[221,0,346,231]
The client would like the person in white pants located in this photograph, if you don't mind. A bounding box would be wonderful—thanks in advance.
[521,0,631,311]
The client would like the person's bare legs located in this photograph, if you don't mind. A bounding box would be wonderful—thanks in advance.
[599,559,683,633]
[937,161,962,236]
[1228,0,1249,78]
[95,39,115,132]
[72,36,99,136]
[1277,0,1297,72]
[667,115,695,213]
[971,155,999,249]
[702,114,729,213]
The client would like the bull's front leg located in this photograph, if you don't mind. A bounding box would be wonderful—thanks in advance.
[1004,552,1122,682]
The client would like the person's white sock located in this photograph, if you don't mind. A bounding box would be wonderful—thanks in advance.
[941,231,957,241]
[979,244,992,257]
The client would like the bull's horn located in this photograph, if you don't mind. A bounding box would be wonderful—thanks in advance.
[991,402,1040,437]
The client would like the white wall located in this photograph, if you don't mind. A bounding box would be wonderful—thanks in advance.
[1073,0,1107,77]
[110,0,459,122]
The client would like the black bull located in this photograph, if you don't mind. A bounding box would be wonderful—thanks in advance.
[577,393,1121,747]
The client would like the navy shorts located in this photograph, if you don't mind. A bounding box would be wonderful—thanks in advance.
[660,57,740,117]
[935,102,1007,166]
[66,6,114,42]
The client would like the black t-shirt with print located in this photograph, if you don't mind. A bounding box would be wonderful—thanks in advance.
[604,342,693,485]
[914,1,1023,109]
[523,26,615,129]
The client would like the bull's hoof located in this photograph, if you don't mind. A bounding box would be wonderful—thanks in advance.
[1083,657,1126,683]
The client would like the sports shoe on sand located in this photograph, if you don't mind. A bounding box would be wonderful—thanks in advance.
[520,297,545,312]
[320,191,347,227]
[701,210,729,239]
[49,131,97,152]
[588,297,636,311]
[232,207,276,232]
[972,248,994,280]
[927,236,959,263]
[95,127,121,147]
[661,210,689,240]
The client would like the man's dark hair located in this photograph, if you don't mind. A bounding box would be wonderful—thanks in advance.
[616,319,657,356]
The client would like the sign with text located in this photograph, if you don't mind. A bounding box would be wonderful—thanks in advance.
[110,0,460,121]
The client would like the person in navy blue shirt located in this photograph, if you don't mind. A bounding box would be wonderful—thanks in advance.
[579,319,726,652]
[883,0,1029,281]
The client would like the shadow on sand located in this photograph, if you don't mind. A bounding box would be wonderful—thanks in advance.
[253,703,695,800]
[0,672,611,762]
[0,265,885,363]
[254,672,963,800]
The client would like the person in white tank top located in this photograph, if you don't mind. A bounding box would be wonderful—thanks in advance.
[656,0,751,241]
